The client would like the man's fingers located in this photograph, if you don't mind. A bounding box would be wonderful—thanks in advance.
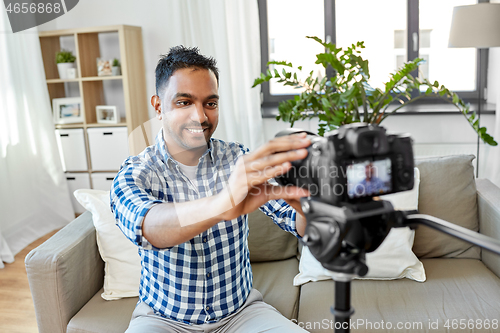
[228,134,311,206]
[247,133,310,162]
[246,148,308,174]
[261,184,310,201]
[245,162,292,186]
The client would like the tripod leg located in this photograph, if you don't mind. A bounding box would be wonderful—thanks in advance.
[332,281,354,333]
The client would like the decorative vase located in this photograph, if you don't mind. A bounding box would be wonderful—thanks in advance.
[111,66,121,76]
[57,62,76,79]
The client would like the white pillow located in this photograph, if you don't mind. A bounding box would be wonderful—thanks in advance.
[294,168,426,285]
[74,189,141,300]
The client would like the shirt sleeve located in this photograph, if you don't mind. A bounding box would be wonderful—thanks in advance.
[110,160,165,251]
[259,199,300,238]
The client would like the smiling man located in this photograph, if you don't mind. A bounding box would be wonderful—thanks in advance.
[111,46,310,332]
[152,63,219,166]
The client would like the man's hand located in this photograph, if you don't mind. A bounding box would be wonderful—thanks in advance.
[218,133,311,221]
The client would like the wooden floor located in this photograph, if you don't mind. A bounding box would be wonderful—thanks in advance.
[0,230,58,333]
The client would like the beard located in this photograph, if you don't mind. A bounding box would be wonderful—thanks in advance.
[170,120,214,151]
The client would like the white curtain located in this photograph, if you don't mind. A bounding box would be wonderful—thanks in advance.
[482,45,500,186]
[165,0,264,151]
[482,0,500,185]
[482,98,500,186]
[0,10,74,267]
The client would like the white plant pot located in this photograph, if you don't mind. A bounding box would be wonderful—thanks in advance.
[111,66,121,76]
[57,62,76,79]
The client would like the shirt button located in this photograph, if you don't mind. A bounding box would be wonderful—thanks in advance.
[203,238,207,243]
[207,273,210,278]
[206,306,210,311]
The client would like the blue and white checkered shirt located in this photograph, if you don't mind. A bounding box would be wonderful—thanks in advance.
[110,129,300,325]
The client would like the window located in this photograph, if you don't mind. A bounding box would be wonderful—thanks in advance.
[258,0,487,108]
[419,0,478,91]
[336,0,407,89]
[267,0,325,95]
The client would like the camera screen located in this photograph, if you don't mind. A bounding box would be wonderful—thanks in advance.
[347,158,392,199]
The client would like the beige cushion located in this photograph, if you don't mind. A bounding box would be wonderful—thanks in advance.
[414,155,480,259]
[248,209,298,262]
[67,290,137,333]
[298,259,500,333]
[252,258,300,320]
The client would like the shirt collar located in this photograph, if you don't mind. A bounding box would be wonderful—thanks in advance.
[155,128,215,167]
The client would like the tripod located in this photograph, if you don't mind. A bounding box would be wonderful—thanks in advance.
[300,198,500,333]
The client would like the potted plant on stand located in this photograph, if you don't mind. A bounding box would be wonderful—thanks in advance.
[56,49,76,80]
[253,36,497,146]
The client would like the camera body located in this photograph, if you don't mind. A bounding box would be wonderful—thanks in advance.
[276,123,414,205]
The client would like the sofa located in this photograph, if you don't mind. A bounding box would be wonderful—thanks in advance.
[25,155,500,333]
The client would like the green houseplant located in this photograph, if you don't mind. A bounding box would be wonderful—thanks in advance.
[55,49,76,79]
[55,49,76,64]
[112,58,121,76]
[253,37,497,146]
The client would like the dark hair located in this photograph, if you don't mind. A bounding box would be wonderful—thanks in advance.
[155,45,219,96]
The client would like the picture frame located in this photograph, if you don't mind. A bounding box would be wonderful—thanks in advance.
[97,58,112,76]
[52,97,83,124]
[96,105,119,124]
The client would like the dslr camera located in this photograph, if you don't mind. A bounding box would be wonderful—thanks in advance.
[276,123,414,206]
[275,123,500,332]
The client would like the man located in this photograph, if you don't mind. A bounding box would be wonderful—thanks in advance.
[111,46,310,332]
[358,162,390,196]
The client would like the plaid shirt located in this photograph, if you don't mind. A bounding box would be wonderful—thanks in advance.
[110,129,300,325]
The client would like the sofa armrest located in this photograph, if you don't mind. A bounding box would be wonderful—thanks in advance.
[25,211,104,333]
[476,179,500,278]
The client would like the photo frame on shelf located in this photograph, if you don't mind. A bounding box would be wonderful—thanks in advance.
[97,58,112,76]
[52,97,83,124]
[96,105,119,124]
